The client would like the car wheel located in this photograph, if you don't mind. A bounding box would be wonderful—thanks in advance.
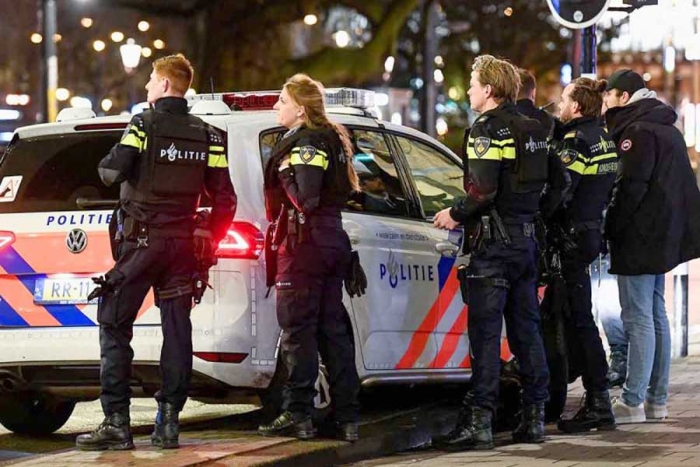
[0,392,76,435]
[260,356,332,422]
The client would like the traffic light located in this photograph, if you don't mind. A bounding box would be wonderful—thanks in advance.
[546,0,612,29]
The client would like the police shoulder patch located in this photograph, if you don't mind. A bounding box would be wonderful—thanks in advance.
[474,137,491,158]
[299,145,317,164]
[560,149,579,167]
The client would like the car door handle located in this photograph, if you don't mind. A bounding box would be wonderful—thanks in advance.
[348,235,360,245]
[435,242,459,257]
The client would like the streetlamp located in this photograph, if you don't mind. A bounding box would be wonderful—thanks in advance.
[119,38,142,73]
[119,38,143,110]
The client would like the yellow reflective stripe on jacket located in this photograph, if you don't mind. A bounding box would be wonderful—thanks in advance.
[208,153,228,168]
[585,152,617,164]
[119,124,146,151]
[567,154,618,176]
[290,147,329,170]
[210,145,225,153]
[466,138,516,161]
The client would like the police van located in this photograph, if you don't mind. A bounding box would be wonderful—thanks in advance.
[0,89,501,435]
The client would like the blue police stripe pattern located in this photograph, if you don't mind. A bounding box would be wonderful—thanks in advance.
[0,246,95,327]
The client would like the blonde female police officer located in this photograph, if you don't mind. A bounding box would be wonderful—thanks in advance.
[258,74,361,442]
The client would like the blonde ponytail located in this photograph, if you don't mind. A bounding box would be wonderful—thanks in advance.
[283,73,360,192]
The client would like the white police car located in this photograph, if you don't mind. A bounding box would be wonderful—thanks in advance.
[0,89,487,435]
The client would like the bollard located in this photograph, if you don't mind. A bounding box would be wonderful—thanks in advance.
[672,262,689,358]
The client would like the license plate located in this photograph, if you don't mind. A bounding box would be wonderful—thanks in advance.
[34,277,97,305]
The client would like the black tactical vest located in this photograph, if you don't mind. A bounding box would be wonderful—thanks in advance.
[263,126,350,220]
[120,110,209,219]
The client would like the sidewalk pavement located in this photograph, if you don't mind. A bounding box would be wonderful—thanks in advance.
[351,356,700,467]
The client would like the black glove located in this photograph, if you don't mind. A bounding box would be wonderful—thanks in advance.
[344,250,367,298]
[193,228,217,268]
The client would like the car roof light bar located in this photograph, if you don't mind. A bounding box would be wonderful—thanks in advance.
[187,88,375,111]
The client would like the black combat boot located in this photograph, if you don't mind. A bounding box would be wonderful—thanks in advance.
[336,422,359,442]
[512,403,545,443]
[558,390,616,433]
[258,411,316,440]
[433,406,494,451]
[75,412,134,451]
[607,351,627,388]
[151,402,180,449]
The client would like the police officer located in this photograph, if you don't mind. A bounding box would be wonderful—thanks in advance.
[552,78,618,432]
[433,55,564,449]
[257,74,361,442]
[76,54,237,451]
[516,68,555,133]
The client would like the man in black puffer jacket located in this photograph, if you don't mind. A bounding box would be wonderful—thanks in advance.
[603,69,700,425]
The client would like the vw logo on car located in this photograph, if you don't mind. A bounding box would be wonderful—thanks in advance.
[65,228,88,254]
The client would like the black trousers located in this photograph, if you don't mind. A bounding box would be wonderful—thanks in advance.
[466,227,549,412]
[275,225,360,423]
[560,228,608,393]
[97,236,196,416]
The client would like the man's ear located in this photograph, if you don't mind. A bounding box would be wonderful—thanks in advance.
[622,91,631,104]
[297,106,306,118]
[484,84,493,99]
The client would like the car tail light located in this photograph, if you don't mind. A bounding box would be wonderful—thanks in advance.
[216,221,264,259]
[193,351,248,364]
[0,231,15,252]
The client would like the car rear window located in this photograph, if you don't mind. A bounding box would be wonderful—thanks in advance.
[0,132,121,213]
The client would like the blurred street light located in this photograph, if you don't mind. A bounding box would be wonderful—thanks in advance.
[111,31,125,43]
[120,38,142,72]
[436,117,448,136]
[53,34,62,43]
[5,94,30,106]
[93,40,106,52]
[434,55,444,67]
[504,7,514,17]
[384,56,395,73]
[31,33,42,44]
[81,17,93,28]
[153,39,165,50]
[55,88,70,101]
[434,69,444,84]
[141,47,152,58]
[334,30,350,48]
[185,88,197,97]
[304,14,318,25]
[69,96,92,109]
[138,21,150,32]
[101,98,113,112]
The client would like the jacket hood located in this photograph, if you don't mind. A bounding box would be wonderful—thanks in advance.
[605,97,677,139]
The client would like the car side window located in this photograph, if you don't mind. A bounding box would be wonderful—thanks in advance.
[394,136,463,218]
[346,129,409,217]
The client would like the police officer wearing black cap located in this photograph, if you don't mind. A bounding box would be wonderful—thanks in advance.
[551,77,618,433]
[76,54,237,451]
[258,74,362,442]
[433,55,568,450]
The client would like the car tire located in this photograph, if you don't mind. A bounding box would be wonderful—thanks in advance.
[260,356,332,423]
[0,392,76,435]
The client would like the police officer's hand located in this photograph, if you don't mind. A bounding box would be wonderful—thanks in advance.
[433,208,459,230]
[278,156,291,172]
[193,228,217,267]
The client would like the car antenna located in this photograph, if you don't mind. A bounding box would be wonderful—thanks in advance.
[210,77,215,98]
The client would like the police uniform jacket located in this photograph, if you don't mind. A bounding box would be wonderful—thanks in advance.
[264,125,351,221]
[98,96,236,242]
[605,97,700,275]
[555,116,617,227]
[450,101,543,225]
[516,99,554,134]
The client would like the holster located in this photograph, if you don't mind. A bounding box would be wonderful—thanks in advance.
[108,204,124,261]
[264,222,278,288]
[456,264,469,304]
